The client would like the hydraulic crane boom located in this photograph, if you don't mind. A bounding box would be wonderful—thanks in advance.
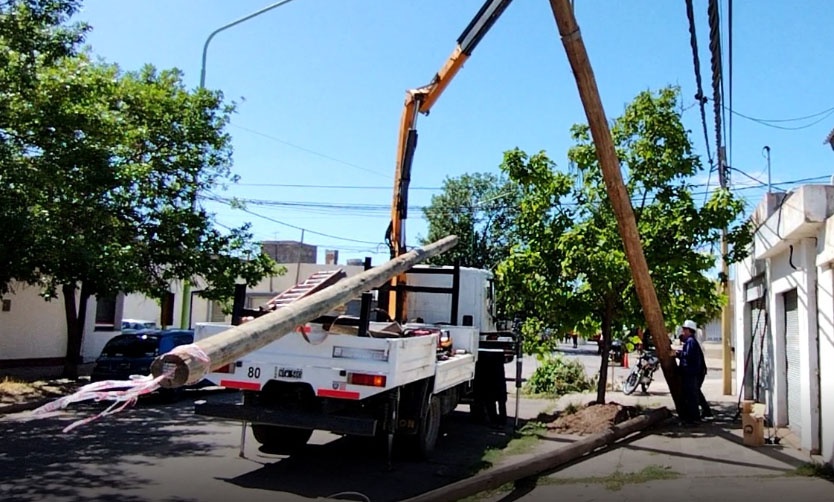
[384,0,513,322]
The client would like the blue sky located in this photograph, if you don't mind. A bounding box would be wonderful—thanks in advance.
[76,0,834,265]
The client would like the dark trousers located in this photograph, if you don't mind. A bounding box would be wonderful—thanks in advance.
[681,373,701,423]
[698,373,712,417]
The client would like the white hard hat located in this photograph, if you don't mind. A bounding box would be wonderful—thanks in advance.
[683,320,698,331]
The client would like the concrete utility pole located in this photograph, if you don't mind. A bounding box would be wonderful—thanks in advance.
[547,0,683,413]
[719,151,733,396]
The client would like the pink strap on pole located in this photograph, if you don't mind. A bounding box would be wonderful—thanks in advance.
[30,343,212,433]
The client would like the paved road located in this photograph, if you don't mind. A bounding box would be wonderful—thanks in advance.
[0,389,536,502]
[3,343,825,502]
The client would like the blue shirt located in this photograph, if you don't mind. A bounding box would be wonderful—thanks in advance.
[679,336,705,377]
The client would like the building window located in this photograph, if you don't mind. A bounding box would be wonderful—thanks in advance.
[96,296,117,331]
[160,292,175,327]
[210,301,227,323]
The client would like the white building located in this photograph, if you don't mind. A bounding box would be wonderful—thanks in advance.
[732,185,834,465]
[0,262,366,375]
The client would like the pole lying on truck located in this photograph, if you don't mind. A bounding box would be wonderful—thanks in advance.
[150,235,459,388]
[385,0,513,322]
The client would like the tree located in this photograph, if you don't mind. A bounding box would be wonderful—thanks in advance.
[420,172,520,270]
[497,86,751,403]
[0,0,89,289]
[0,0,276,377]
[420,172,522,320]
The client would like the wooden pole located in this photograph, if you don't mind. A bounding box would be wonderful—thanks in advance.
[404,407,671,502]
[547,0,683,413]
[150,235,459,388]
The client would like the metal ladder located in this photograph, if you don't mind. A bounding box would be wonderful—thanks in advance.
[263,269,346,311]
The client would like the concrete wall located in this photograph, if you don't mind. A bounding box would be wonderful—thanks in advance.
[815,264,834,464]
[0,282,97,367]
[733,185,834,462]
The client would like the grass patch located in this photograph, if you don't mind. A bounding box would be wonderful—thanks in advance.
[462,465,681,500]
[472,422,546,473]
[562,402,580,416]
[790,462,834,482]
[458,481,515,502]
[542,465,681,491]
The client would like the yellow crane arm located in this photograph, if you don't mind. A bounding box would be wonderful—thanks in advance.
[385,0,513,322]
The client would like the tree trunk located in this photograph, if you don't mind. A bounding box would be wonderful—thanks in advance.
[595,310,613,404]
[61,282,91,379]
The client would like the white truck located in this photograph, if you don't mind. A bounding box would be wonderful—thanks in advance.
[193,265,517,460]
[194,0,520,458]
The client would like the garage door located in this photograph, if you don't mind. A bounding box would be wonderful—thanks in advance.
[749,299,772,416]
[784,289,801,433]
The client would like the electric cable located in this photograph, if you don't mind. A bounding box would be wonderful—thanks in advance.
[708,0,725,185]
[684,0,714,167]
[204,193,383,245]
[229,122,390,178]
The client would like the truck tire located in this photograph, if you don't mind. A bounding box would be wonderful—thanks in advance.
[251,425,312,455]
[405,396,441,459]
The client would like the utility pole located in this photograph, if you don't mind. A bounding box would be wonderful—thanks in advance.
[547,0,683,414]
[719,149,733,396]
[179,0,299,329]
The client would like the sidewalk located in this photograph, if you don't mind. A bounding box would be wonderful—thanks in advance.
[483,343,833,501]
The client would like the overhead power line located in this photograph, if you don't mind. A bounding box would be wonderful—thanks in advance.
[229,122,391,179]
[233,182,442,190]
[725,105,834,123]
[203,193,383,245]
[684,0,714,168]
[727,107,834,131]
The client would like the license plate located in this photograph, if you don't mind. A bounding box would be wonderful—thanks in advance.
[278,368,302,379]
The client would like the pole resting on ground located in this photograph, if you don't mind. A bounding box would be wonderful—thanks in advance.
[150,235,460,388]
[404,407,672,502]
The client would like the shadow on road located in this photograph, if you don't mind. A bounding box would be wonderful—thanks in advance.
[223,409,526,502]
[0,389,232,501]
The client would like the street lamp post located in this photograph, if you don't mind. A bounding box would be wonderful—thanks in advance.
[180,0,299,329]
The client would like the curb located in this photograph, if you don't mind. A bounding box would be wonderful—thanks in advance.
[0,397,52,416]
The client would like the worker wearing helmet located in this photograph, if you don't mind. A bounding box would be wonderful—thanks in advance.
[677,320,706,426]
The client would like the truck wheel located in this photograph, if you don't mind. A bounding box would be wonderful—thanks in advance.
[251,425,312,455]
[406,396,441,459]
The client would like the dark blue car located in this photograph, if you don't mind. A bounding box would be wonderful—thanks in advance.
[90,329,195,383]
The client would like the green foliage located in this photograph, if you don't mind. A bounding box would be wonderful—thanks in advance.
[420,172,522,318]
[499,86,752,400]
[519,317,556,356]
[0,1,276,374]
[524,355,595,396]
[420,172,520,270]
[792,462,834,482]
[620,333,643,353]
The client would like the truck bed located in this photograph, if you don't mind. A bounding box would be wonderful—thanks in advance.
[194,321,478,400]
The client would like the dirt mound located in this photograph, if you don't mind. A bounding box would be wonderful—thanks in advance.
[546,402,640,435]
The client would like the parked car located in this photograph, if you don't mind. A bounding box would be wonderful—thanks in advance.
[121,319,158,331]
[90,329,195,384]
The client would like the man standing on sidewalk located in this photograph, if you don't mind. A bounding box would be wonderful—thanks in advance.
[693,326,713,419]
[677,320,706,426]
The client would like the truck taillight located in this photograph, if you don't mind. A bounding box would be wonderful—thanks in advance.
[214,364,233,374]
[348,373,387,387]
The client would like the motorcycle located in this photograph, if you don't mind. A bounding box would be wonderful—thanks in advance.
[608,339,623,364]
[621,349,660,395]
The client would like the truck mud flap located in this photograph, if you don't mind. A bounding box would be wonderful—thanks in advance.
[194,402,378,437]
